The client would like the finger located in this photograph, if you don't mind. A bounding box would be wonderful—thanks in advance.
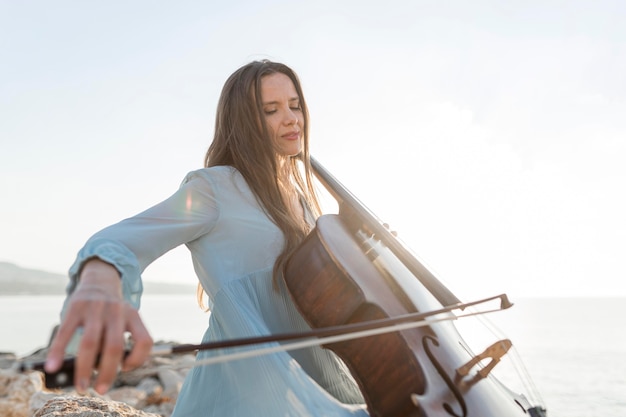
[74,306,105,393]
[122,309,154,371]
[44,303,84,373]
[92,305,126,394]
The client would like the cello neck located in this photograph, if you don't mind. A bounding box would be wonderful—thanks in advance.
[310,157,462,307]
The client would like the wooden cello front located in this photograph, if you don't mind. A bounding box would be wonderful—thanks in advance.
[283,159,547,417]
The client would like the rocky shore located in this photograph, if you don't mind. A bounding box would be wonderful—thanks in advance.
[0,342,195,417]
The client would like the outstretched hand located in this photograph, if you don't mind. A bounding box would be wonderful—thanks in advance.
[44,259,153,394]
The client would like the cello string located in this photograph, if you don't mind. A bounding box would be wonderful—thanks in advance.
[463,305,546,405]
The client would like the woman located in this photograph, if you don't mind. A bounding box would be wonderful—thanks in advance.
[45,60,368,416]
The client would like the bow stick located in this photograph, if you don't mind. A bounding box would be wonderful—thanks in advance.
[18,293,512,388]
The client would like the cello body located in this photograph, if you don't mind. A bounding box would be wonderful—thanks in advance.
[283,159,546,417]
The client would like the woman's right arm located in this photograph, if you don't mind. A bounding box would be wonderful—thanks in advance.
[44,170,220,394]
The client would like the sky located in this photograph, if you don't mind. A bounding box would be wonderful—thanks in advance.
[1,0,625,299]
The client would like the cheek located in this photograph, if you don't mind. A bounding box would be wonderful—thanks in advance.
[295,115,304,133]
[265,117,279,136]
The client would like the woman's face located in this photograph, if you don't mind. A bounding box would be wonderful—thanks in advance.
[260,72,304,158]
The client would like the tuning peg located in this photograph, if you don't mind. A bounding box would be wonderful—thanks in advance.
[382,223,398,237]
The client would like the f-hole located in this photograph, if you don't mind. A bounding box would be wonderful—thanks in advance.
[423,335,467,417]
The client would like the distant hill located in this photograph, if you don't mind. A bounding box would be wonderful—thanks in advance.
[0,262,197,295]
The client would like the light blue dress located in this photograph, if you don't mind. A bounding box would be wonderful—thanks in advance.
[66,166,368,416]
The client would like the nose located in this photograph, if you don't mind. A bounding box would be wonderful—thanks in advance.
[284,109,298,126]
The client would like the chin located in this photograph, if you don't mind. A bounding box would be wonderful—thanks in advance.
[280,146,303,158]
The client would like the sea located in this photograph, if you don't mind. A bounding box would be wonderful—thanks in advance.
[1,294,624,417]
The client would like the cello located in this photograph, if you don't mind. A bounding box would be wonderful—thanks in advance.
[283,158,547,417]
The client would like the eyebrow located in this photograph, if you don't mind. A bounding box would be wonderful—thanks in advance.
[262,97,300,106]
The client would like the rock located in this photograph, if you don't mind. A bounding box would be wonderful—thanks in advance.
[135,377,162,398]
[32,396,161,417]
[157,368,185,400]
[29,391,65,415]
[2,342,195,417]
[0,352,18,369]
[107,386,148,409]
[0,368,45,417]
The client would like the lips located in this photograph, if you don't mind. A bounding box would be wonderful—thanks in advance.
[282,131,300,141]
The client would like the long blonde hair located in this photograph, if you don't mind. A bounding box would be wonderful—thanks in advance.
[197,60,322,308]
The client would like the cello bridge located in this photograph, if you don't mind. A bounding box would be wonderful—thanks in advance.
[455,339,512,387]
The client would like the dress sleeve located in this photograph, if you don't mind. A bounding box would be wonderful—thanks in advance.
[66,170,220,308]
